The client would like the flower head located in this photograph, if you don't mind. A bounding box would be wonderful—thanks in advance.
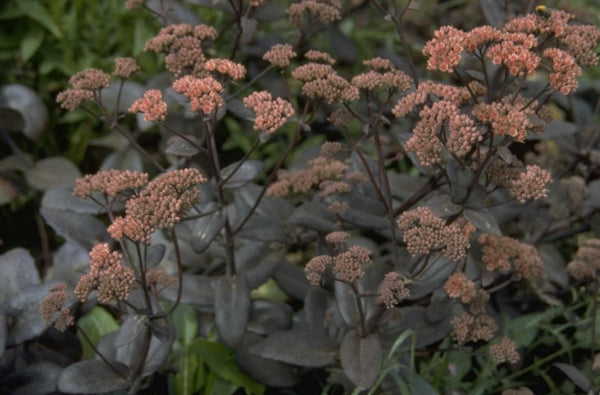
[263,44,297,68]
[114,57,140,78]
[243,91,295,134]
[129,89,168,122]
[172,75,224,114]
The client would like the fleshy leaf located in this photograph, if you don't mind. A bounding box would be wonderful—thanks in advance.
[553,363,592,392]
[220,160,263,189]
[213,275,251,348]
[25,157,81,190]
[340,330,381,390]
[249,330,338,367]
[464,208,501,236]
[58,360,130,393]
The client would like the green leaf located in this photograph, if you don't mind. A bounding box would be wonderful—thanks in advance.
[172,344,206,395]
[77,306,119,360]
[172,304,199,347]
[17,1,62,38]
[196,339,265,395]
[20,28,44,62]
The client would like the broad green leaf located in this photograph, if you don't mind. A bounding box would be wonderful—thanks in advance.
[20,28,44,62]
[17,1,62,38]
[196,339,265,395]
[77,307,119,360]
[172,304,199,347]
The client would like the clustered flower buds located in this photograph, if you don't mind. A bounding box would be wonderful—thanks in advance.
[378,272,410,309]
[113,57,140,78]
[397,207,470,261]
[56,68,110,111]
[478,234,544,279]
[566,238,600,280]
[129,89,168,122]
[144,23,218,76]
[73,169,149,199]
[451,311,497,344]
[444,272,476,303]
[489,337,520,364]
[73,243,136,304]
[40,283,74,332]
[292,58,359,104]
[287,0,342,27]
[486,160,552,203]
[263,44,297,68]
[243,91,295,134]
[172,75,224,115]
[107,168,206,243]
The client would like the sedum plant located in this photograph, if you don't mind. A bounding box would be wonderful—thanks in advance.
[0,0,599,394]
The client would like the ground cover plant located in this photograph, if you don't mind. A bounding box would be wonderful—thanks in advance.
[1,0,600,394]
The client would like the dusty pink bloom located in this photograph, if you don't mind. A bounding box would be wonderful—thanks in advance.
[447,111,482,157]
[56,89,94,111]
[378,272,410,308]
[172,75,224,114]
[397,206,470,261]
[309,156,348,179]
[113,57,140,78]
[451,312,497,344]
[292,62,336,81]
[302,74,359,103]
[505,9,573,37]
[243,91,295,134]
[327,200,349,215]
[74,243,136,304]
[40,283,74,332]
[404,100,452,166]
[287,0,342,27]
[444,272,476,303]
[562,24,600,67]
[305,255,332,285]
[129,89,168,122]
[490,337,520,364]
[333,245,371,283]
[363,57,395,70]
[543,48,582,94]
[472,100,532,142]
[146,269,176,295]
[346,171,367,185]
[468,289,490,315]
[508,165,552,203]
[304,50,336,64]
[566,260,596,280]
[320,141,342,157]
[486,33,540,77]
[319,180,350,197]
[392,81,470,118]
[144,24,218,76]
[69,68,110,90]
[478,234,544,279]
[464,26,502,51]
[203,58,246,80]
[567,238,600,280]
[325,230,350,245]
[423,26,466,73]
[108,168,206,243]
[73,169,149,199]
[263,44,297,68]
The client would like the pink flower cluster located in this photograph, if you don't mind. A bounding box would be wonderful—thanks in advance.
[489,337,520,364]
[543,48,582,95]
[472,99,533,142]
[486,160,552,203]
[243,91,295,134]
[144,23,218,76]
[202,58,246,80]
[129,89,168,122]
[444,272,476,303]
[172,75,224,115]
[566,238,600,280]
[287,0,342,27]
[351,57,412,92]
[486,33,540,77]
[378,272,410,309]
[451,311,497,344]
[56,68,110,111]
[113,57,140,78]
[73,169,149,199]
[40,283,74,332]
[267,142,349,198]
[73,243,136,304]
[305,239,372,285]
[108,168,206,243]
[397,207,470,261]
[478,234,544,279]
[392,81,471,118]
[263,43,297,68]
[292,61,359,104]
[423,26,466,73]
